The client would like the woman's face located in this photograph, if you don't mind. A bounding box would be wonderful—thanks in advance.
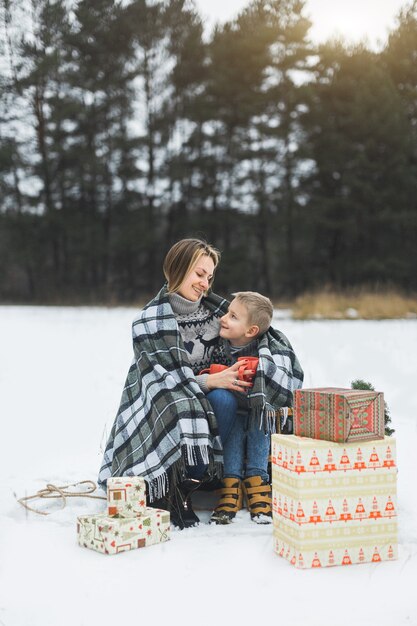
[178,254,215,301]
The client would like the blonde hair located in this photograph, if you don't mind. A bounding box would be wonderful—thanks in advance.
[163,238,221,294]
[231,291,273,336]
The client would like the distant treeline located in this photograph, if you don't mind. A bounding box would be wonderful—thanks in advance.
[0,0,416,303]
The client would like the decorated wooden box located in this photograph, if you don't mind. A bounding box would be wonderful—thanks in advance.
[107,476,147,517]
[77,507,170,555]
[294,387,385,443]
[271,434,397,569]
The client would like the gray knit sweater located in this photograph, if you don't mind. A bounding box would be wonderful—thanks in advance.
[168,292,222,393]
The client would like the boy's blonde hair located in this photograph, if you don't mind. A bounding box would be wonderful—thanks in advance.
[232,291,273,336]
[163,238,220,294]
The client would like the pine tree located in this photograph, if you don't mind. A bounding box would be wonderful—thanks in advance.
[382,1,417,290]
[300,43,413,290]
[161,0,209,244]
[65,0,141,299]
[240,0,313,296]
[351,379,394,436]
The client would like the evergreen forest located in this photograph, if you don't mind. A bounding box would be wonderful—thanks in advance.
[1,0,416,303]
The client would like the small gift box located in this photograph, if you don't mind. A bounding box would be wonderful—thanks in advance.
[77,507,170,555]
[107,476,147,517]
[294,387,385,443]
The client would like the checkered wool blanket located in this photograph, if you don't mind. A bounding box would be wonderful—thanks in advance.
[98,286,303,499]
[98,286,228,500]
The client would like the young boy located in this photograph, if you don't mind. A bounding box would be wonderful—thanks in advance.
[209,291,303,525]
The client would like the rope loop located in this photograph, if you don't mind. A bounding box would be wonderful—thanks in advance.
[17,480,107,516]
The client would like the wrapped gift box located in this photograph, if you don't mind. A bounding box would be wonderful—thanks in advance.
[77,507,170,555]
[273,519,397,568]
[294,387,385,443]
[272,434,397,569]
[107,476,147,517]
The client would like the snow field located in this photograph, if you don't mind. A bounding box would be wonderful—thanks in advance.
[0,307,416,626]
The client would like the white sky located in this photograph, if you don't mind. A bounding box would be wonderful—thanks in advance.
[194,0,407,48]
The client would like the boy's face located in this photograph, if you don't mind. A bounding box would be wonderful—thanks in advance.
[220,298,257,346]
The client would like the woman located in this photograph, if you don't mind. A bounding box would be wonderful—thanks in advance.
[98,238,250,528]
[99,237,303,529]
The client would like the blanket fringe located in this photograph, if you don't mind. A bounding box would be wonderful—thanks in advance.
[248,403,277,434]
[279,407,289,429]
[146,445,223,502]
[184,443,210,466]
[146,472,170,503]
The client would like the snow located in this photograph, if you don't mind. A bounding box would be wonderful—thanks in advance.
[1,306,416,626]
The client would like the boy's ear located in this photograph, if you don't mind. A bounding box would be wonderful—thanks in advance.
[246,325,259,338]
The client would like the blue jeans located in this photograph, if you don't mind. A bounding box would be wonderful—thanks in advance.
[207,389,270,482]
[186,389,238,480]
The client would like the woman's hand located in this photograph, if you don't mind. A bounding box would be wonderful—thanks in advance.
[206,360,252,393]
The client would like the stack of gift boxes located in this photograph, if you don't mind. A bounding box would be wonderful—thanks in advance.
[77,477,170,555]
[272,387,398,569]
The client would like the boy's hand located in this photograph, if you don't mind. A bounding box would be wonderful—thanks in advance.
[206,360,253,393]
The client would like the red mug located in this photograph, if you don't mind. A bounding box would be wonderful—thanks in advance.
[199,357,258,382]
[237,356,259,382]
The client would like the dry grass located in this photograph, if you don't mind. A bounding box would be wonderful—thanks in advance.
[286,290,417,320]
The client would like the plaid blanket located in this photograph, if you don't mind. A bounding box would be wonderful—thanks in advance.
[98,286,303,499]
[98,286,229,500]
[212,329,304,431]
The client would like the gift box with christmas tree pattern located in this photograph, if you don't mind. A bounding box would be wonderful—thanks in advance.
[271,434,397,569]
[273,518,397,568]
[107,476,147,517]
[294,387,385,443]
[77,507,170,555]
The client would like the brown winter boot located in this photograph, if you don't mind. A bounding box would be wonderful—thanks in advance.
[242,475,272,524]
[210,477,243,525]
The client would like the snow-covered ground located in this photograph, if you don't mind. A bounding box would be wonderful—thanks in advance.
[1,306,416,626]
